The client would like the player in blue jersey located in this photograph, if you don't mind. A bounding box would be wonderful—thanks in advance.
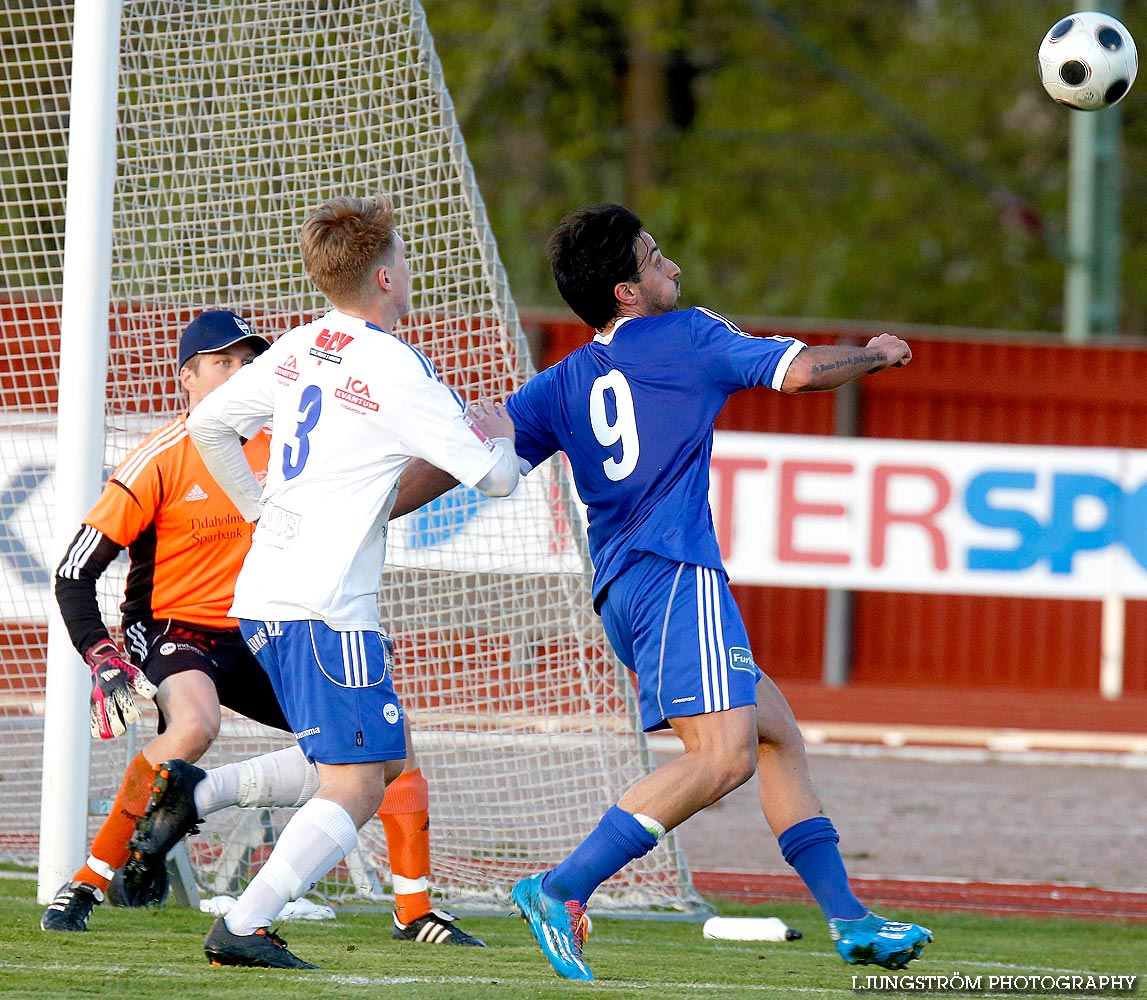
[505,204,932,980]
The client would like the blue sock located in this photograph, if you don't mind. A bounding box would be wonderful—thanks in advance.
[542,806,659,906]
[778,816,867,920]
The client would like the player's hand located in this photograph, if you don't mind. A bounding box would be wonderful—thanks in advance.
[865,334,912,372]
[84,639,158,740]
[467,396,515,443]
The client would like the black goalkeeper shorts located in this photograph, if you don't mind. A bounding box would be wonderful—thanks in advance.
[124,618,291,735]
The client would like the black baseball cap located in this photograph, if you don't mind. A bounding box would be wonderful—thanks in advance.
[178,310,270,370]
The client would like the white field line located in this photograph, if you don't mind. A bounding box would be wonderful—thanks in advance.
[0,957,1130,998]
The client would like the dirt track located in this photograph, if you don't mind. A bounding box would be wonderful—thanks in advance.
[656,744,1147,890]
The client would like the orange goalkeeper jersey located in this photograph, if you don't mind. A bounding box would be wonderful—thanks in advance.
[83,414,269,630]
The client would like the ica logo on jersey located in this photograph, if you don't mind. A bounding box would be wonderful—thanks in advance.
[309,328,355,364]
[335,376,379,413]
[275,354,300,382]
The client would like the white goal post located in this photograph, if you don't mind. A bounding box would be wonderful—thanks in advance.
[2,0,705,915]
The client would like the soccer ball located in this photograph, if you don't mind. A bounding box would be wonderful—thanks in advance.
[1037,11,1138,110]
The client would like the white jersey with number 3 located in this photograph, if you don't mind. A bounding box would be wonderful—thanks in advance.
[193,309,501,629]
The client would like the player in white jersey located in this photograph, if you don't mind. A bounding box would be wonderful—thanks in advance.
[188,194,519,969]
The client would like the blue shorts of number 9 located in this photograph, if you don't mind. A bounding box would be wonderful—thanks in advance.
[239,620,408,765]
[600,552,763,733]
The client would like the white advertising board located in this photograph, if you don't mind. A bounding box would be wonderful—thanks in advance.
[713,432,1147,599]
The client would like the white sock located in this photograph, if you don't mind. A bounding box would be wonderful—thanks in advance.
[224,797,358,935]
[196,745,318,817]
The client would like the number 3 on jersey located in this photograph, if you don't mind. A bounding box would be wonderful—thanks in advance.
[589,370,640,481]
[282,384,322,480]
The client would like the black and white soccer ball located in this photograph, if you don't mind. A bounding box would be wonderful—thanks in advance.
[1038,11,1137,111]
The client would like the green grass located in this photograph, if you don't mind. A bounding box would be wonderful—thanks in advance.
[2,874,1142,1000]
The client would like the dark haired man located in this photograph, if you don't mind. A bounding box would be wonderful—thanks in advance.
[505,204,931,980]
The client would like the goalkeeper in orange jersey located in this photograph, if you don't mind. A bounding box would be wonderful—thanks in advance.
[42,310,481,948]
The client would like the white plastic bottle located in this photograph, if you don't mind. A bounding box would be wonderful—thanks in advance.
[702,916,802,942]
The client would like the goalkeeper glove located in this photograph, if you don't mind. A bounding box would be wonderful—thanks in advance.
[85,639,158,740]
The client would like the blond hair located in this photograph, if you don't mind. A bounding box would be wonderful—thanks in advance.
[299,194,397,305]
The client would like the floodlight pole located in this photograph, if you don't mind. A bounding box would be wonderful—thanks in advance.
[37,0,122,904]
[823,354,859,688]
[1063,109,1096,344]
[1064,106,1124,343]
[1089,104,1124,335]
[1064,1,1125,343]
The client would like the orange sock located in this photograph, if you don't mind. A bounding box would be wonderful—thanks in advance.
[74,753,158,891]
[377,767,431,925]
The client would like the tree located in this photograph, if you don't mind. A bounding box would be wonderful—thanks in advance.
[424,0,1146,334]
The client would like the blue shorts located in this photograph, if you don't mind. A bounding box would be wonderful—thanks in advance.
[600,554,763,732]
[239,620,407,765]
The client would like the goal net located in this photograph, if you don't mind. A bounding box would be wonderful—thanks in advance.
[1,0,704,914]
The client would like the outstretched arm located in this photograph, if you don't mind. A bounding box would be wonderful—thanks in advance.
[392,460,459,519]
[468,396,519,497]
[187,408,263,521]
[391,396,519,518]
[780,333,911,393]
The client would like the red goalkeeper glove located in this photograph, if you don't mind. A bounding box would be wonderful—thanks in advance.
[85,639,158,739]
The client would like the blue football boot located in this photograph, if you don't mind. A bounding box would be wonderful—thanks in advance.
[829,911,933,969]
[510,874,593,981]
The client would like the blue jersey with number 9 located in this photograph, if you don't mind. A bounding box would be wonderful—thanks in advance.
[507,307,804,606]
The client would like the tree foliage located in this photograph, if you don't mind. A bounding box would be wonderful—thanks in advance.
[424,0,1146,334]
